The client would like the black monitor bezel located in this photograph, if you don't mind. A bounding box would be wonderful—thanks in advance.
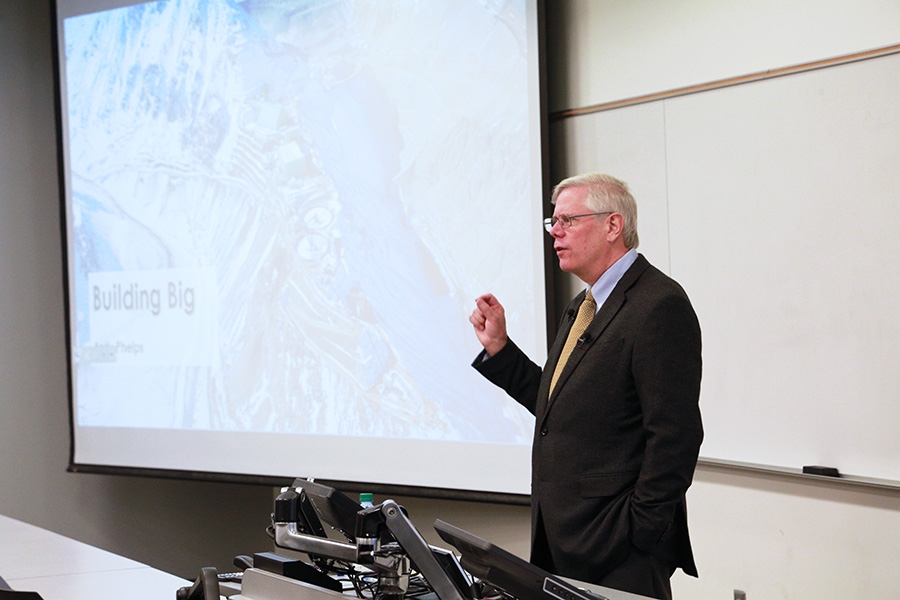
[433,519,607,600]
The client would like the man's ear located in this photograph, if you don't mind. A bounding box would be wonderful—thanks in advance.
[606,212,625,241]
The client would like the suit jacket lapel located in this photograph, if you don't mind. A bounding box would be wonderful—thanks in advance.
[539,291,583,404]
[541,255,651,416]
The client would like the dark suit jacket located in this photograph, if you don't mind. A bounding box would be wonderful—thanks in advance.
[474,254,703,583]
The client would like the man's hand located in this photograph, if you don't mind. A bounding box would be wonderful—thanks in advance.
[469,293,508,356]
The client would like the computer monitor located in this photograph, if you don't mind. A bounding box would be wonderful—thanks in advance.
[274,486,328,537]
[292,479,362,540]
[433,520,608,600]
[429,545,475,600]
[290,482,474,600]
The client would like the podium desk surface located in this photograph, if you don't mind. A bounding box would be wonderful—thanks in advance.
[0,513,187,599]
[1,513,655,600]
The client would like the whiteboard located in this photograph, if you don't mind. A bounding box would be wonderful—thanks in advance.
[555,51,900,483]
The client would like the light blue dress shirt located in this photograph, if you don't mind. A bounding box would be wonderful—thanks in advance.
[588,248,638,313]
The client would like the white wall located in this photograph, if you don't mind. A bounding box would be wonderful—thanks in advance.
[546,0,900,112]
[677,467,900,598]
[3,2,900,599]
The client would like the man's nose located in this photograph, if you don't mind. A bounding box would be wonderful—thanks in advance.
[550,222,564,238]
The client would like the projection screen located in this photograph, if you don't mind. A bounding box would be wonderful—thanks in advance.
[56,0,548,496]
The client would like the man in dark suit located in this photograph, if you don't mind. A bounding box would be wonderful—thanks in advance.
[469,173,703,600]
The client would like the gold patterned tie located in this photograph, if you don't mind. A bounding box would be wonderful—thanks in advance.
[549,289,596,395]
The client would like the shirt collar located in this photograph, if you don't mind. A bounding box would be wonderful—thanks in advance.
[587,248,638,313]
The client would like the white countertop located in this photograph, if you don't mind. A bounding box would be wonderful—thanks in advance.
[0,514,188,599]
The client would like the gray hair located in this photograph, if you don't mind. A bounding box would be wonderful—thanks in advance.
[551,173,639,249]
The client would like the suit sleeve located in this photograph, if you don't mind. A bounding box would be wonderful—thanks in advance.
[472,339,543,416]
[628,292,704,553]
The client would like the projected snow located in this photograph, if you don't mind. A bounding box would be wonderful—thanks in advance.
[63,0,544,446]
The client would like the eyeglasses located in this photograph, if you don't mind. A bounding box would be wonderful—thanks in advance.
[543,212,612,233]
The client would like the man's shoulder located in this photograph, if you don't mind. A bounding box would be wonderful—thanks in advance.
[628,254,681,286]
[627,255,693,303]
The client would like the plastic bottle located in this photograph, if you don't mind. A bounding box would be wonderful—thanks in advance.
[359,492,374,508]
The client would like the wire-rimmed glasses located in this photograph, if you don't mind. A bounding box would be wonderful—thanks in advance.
[543,212,612,233]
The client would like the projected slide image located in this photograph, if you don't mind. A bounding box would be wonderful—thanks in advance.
[64,0,543,444]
